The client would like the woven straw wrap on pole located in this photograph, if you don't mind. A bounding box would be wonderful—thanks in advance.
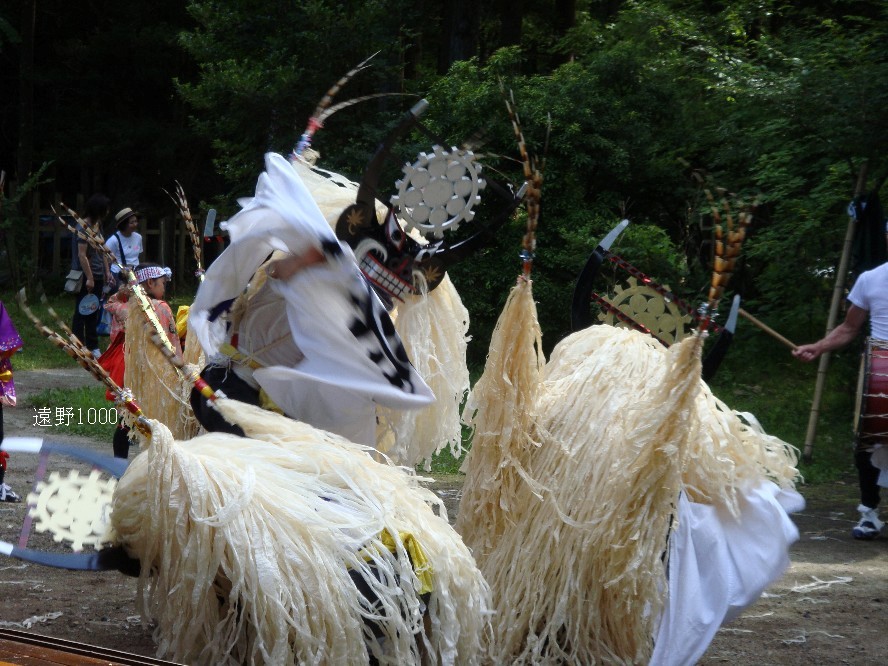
[123,299,197,440]
[457,279,545,561]
[111,402,490,665]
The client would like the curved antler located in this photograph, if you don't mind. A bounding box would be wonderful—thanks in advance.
[291,52,379,160]
[570,219,630,331]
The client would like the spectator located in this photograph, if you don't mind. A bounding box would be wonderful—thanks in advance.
[0,299,23,502]
[106,207,143,291]
[71,194,112,357]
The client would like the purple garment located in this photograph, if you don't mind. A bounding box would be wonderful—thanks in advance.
[0,301,23,406]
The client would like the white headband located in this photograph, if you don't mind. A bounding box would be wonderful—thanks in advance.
[135,266,172,283]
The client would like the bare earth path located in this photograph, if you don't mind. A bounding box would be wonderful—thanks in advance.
[1,370,887,663]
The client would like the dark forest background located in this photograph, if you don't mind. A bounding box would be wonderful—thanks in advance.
[1,0,887,464]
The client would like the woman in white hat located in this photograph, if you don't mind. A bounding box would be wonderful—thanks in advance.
[105,207,143,290]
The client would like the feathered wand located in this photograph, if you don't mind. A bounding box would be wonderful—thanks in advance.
[457,87,547,556]
[290,52,413,162]
[56,204,219,411]
[698,187,755,332]
[502,86,549,280]
[15,288,150,435]
[164,181,205,281]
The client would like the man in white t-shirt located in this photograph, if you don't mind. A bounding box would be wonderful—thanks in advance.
[106,208,144,288]
[794,227,888,539]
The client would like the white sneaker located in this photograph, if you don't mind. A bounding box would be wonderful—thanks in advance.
[92,348,102,359]
[0,482,20,503]
[852,504,883,540]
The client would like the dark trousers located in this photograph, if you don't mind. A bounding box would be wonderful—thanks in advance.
[856,449,882,509]
[113,424,131,459]
[189,365,262,437]
[71,280,104,350]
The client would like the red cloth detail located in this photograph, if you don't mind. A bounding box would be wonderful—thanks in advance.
[98,333,126,401]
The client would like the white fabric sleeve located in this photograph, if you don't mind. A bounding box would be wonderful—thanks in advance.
[650,482,804,666]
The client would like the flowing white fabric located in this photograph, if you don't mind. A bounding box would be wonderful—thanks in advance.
[290,157,472,464]
[189,153,434,444]
[871,445,888,487]
[650,482,805,666]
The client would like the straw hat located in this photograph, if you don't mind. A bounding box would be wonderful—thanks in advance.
[114,207,138,229]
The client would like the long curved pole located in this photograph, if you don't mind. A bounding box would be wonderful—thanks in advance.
[802,161,869,462]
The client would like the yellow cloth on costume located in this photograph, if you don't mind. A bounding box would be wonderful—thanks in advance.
[219,342,283,414]
[379,530,433,595]
[175,305,190,339]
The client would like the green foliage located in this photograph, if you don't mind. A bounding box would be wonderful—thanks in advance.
[709,330,860,485]
[0,163,51,288]
[177,0,428,202]
[425,47,696,359]
[422,443,469,478]
[1,288,94,369]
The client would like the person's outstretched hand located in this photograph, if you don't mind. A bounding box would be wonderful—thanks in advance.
[793,343,821,363]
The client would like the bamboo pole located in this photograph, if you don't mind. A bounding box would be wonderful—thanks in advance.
[802,162,869,463]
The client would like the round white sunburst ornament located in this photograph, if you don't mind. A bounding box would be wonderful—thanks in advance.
[392,145,485,239]
[26,469,117,551]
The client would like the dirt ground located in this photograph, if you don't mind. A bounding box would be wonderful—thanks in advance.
[1,369,887,664]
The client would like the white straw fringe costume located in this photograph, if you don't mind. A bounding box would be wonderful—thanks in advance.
[124,297,197,440]
[111,400,490,665]
[458,281,803,664]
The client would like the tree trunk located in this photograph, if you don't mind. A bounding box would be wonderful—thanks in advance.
[553,0,577,63]
[437,0,478,73]
[17,0,35,186]
[499,0,523,47]
[554,0,576,35]
[18,0,37,286]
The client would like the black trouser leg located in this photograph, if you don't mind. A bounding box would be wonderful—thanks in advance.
[189,366,261,436]
[72,280,104,350]
[113,424,131,459]
[855,449,881,509]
